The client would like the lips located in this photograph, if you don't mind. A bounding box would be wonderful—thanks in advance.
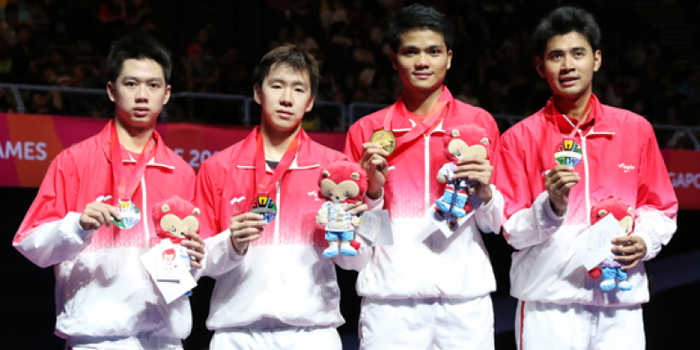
[559,76,579,87]
[277,110,294,119]
[413,72,433,80]
[133,107,150,117]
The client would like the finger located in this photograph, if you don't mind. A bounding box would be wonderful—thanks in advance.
[232,213,265,223]
[233,227,265,238]
[181,239,204,253]
[182,231,205,245]
[190,261,203,269]
[236,233,262,244]
[351,204,369,215]
[95,208,114,227]
[187,250,205,262]
[106,205,122,221]
[81,217,101,230]
[620,258,641,270]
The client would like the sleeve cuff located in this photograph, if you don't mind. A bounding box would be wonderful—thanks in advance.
[633,229,656,261]
[541,193,567,223]
[66,211,96,242]
[364,188,384,211]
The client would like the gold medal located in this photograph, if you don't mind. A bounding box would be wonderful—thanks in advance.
[370,129,397,155]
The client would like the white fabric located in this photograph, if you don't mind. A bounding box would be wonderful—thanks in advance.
[209,325,341,350]
[357,185,504,299]
[359,295,494,350]
[198,244,366,330]
[66,335,183,350]
[16,214,192,341]
[516,300,644,350]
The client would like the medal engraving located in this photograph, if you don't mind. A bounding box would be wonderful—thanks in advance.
[249,194,277,223]
[369,129,397,155]
[113,200,141,229]
[554,139,583,166]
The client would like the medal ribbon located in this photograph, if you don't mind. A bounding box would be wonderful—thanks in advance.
[110,121,154,203]
[555,96,593,140]
[380,93,450,150]
[254,127,300,197]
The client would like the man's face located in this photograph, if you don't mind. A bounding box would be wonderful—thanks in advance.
[391,29,452,95]
[536,31,601,100]
[254,63,315,133]
[107,58,171,130]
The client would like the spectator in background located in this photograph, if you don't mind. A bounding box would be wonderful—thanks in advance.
[187,27,209,57]
[43,48,84,87]
[9,24,45,83]
[0,3,20,45]
[0,87,15,112]
[0,0,32,26]
[455,82,480,107]
[0,36,12,80]
[293,24,318,56]
[186,43,220,93]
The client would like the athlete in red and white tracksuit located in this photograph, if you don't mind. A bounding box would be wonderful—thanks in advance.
[13,122,196,349]
[344,87,504,349]
[193,127,371,349]
[494,94,678,349]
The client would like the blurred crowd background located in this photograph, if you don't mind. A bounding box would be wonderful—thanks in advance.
[0,0,699,148]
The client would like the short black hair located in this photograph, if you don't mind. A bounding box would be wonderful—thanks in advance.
[253,44,320,96]
[532,6,601,59]
[386,3,454,52]
[107,34,172,85]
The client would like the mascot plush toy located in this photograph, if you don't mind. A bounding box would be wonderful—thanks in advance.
[434,124,491,218]
[588,197,635,291]
[152,196,201,243]
[317,160,368,258]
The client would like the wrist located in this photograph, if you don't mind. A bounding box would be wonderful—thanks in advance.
[367,186,382,200]
[549,199,566,217]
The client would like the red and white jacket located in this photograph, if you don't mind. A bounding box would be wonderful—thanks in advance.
[344,87,505,300]
[193,127,370,330]
[494,94,678,306]
[13,122,195,345]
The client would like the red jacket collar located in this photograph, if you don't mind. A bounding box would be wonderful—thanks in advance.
[387,85,454,131]
[99,120,172,167]
[544,93,607,135]
[235,126,318,169]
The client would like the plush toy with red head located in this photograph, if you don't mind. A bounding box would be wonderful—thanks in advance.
[588,197,635,291]
[433,125,492,218]
[152,196,201,244]
[316,161,368,258]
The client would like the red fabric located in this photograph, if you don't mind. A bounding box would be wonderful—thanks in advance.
[194,127,349,247]
[13,123,195,250]
[494,94,678,227]
[344,86,500,219]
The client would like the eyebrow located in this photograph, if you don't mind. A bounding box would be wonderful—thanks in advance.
[267,78,309,87]
[122,75,165,82]
[401,44,444,50]
[548,47,588,55]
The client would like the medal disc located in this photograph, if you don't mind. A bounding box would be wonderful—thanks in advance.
[113,200,141,229]
[369,129,397,155]
[249,194,277,223]
[554,139,583,166]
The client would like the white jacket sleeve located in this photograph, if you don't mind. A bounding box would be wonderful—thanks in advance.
[13,212,96,268]
[502,191,566,250]
[194,230,245,279]
[634,208,677,261]
[474,185,505,234]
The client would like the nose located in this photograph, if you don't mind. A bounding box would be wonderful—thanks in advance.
[415,52,429,69]
[561,54,575,72]
[135,84,148,102]
[280,87,292,107]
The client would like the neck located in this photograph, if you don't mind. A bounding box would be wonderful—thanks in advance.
[260,122,300,161]
[114,119,154,153]
[553,89,592,122]
[403,85,443,115]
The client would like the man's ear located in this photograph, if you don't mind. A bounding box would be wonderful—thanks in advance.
[534,56,545,78]
[593,49,602,73]
[390,51,398,71]
[253,83,262,105]
[305,94,316,113]
[107,81,116,102]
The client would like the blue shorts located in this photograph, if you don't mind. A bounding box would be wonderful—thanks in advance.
[325,230,354,241]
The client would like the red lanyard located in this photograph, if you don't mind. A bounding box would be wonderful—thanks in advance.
[254,128,300,196]
[558,97,593,140]
[109,121,153,203]
[381,94,449,149]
